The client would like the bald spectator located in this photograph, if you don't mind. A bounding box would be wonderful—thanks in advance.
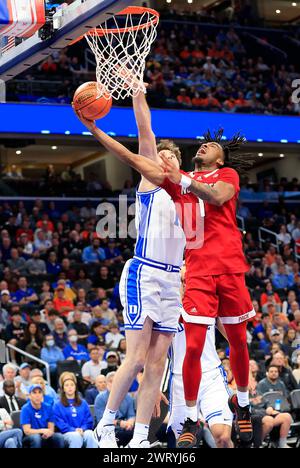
[12,277,38,306]
[85,374,107,405]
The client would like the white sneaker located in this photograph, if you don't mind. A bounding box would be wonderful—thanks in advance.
[93,424,118,448]
[126,439,150,448]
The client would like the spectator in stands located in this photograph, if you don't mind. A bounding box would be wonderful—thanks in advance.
[101,351,120,376]
[41,333,65,386]
[46,252,61,276]
[292,222,300,243]
[271,352,299,392]
[34,229,52,253]
[87,321,107,350]
[12,277,38,307]
[117,339,127,363]
[292,353,300,384]
[53,373,97,448]
[0,380,26,414]
[277,225,292,246]
[21,384,64,448]
[105,323,124,350]
[24,368,57,402]
[81,347,108,385]
[53,285,74,317]
[94,266,114,292]
[31,311,50,337]
[82,238,106,264]
[260,281,281,308]
[0,407,23,448]
[25,251,47,276]
[39,283,54,305]
[95,371,135,446]
[7,248,26,276]
[289,310,300,336]
[15,363,32,399]
[20,323,44,361]
[5,311,26,363]
[42,308,59,333]
[53,318,68,350]
[73,269,92,293]
[0,292,10,335]
[68,310,89,345]
[253,312,271,342]
[31,376,56,407]
[63,329,89,363]
[272,265,295,291]
[90,302,113,328]
[85,374,107,405]
[104,240,123,264]
[257,365,289,397]
[283,328,297,357]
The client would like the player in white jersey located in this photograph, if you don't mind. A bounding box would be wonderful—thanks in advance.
[91,91,186,448]
[168,321,233,448]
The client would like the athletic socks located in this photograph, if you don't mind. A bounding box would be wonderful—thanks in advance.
[130,422,150,445]
[100,408,117,426]
[185,405,198,423]
[279,437,288,448]
[236,390,250,408]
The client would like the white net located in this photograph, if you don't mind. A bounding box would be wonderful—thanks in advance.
[85,8,159,101]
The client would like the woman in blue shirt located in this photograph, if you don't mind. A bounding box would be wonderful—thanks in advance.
[63,330,89,362]
[53,374,97,448]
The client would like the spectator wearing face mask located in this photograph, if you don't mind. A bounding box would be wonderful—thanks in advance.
[41,334,65,389]
[63,330,89,362]
[52,318,68,350]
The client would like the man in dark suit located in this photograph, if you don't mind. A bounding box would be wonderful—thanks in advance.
[0,380,26,414]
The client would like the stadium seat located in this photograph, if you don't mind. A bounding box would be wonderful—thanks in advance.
[56,360,81,377]
[11,411,21,429]
[262,391,291,412]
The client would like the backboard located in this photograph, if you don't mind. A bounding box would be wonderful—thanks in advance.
[0,0,138,81]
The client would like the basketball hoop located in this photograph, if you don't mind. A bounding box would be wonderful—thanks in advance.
[83,6,159,101]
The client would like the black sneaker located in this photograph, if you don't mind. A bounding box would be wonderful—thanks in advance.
[177,418,200,448]
[228,394,253,443]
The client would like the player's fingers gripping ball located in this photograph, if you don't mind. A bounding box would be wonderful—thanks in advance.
[72,81,112,120]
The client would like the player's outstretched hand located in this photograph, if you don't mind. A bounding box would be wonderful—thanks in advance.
[72,104,96,132]
[160,154,182,184]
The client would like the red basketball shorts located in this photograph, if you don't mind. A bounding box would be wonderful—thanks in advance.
[182,273,255,325]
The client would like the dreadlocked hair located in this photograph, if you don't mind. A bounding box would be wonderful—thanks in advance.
[202,128,255,176]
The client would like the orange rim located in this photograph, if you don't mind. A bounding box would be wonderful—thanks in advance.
[70,6,159,44]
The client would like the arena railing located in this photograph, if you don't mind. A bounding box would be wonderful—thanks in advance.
[258,227,280,252]
[5,343,51,385]
[236,215,245,233]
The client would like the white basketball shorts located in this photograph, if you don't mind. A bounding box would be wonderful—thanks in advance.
[119,256,182,333]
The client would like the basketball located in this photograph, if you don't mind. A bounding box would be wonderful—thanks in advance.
[73,81,112,120]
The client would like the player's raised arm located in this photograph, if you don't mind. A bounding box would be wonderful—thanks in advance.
[74,109,165,186]
[161,155,235,206]
[133,90,158,161]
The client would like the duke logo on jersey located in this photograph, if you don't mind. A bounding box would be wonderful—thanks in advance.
[119,187,185,333]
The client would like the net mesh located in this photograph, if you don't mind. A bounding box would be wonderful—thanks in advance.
[85,9,159,101]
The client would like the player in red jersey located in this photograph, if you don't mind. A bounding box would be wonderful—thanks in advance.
[74,112,254,445]
[160,129,255,446]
